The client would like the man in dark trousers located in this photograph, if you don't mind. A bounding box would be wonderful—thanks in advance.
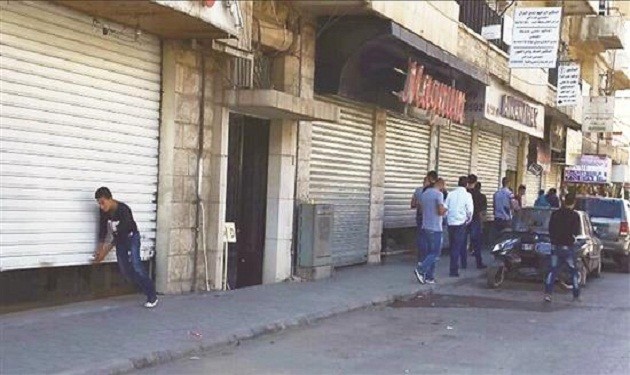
[93,187,158,308]
[411,172,435,268]
[544,192,582,302]
[467,175,487,269]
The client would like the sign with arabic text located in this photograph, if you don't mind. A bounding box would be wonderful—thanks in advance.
[564,155,612,184]
[509,7,562,68]
[583,96,615,133]
[557,63,581,106]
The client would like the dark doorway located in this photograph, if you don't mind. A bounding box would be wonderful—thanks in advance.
[226,114,270,289]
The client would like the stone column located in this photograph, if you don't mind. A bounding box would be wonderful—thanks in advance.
[469,123,480,175]
[263,120,297,283]
[368,109,386,264]
[517,134,529,188]
[428,123,439,171]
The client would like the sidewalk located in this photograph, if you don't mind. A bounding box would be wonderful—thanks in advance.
[0,254,486,375]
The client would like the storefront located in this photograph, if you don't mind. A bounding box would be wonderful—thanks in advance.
[466,78,545,208]
[310,96,374,266]
[0,1,162,270]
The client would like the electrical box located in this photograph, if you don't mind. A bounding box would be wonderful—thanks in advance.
[298,204,333,268]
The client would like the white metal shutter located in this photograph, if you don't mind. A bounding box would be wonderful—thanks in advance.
[437,124,472,189]
[0,1,161,271]
[525,171,541,208]
[476,130,502,220]
[310,96,373,267]
[544,164,561,192]
[384,113,430,228]
[505,139,519,172]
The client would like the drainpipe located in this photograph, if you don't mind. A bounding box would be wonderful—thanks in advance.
[191,47,207,292]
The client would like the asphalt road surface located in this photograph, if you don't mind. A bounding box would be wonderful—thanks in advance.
[140,267,630,375]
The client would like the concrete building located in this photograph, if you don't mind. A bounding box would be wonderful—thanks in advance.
[1,0,628,306]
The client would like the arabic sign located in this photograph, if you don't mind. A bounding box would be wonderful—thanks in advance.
[583,96,615,132]
[482,24,502,40]
[565,155,612,184]
[557,63,581,106]
[509,7,562,68]
[398,60,466,123]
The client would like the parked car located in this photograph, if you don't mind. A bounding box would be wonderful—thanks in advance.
[576,197,630,273]
[487,207,603,288]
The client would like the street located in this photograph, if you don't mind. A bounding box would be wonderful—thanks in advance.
[141,268,630,375]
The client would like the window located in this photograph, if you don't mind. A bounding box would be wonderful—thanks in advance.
[576,198,623,219]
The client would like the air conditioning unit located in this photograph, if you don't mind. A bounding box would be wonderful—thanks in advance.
[230,56,253,89]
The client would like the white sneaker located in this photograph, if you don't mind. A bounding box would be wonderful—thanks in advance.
[144,299,159,308]
[414,269,425,284]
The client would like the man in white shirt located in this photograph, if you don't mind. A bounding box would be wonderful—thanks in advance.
[445,176,474,277]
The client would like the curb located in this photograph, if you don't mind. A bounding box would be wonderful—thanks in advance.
[63,271,482,375]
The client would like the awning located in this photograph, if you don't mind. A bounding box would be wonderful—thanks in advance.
[315,16,489,107]
[223,89,340,122]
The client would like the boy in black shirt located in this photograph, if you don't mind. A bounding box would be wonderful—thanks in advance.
[544,192,582,302]
[93,187,158,308]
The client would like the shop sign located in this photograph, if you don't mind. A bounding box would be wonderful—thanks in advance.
[565,155,612,184]
[583,96,615,132]
[509,7,562,68]
[155,0,242,35]
[398,60,466,124]
[565,128,583,166]
[557,63,581,106]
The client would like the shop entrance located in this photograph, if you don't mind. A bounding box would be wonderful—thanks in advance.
[226,114,270,289]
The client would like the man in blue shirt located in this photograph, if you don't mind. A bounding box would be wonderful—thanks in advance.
[414,174,447,284]
[493,177,514,234]
[411,172,434,267]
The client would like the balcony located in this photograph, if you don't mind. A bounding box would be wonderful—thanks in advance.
[456,0,509,54]
[568,15,626,53]
[612,50,630,91]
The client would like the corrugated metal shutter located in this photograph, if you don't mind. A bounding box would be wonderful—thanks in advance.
[384,113,430,228]
[525,171,541,207]
[437,124,472,188]
[505,138,519,172]
[0,1,161,271]
[310,96,373,267]
[544,164,561,192]
[476,130,502,220]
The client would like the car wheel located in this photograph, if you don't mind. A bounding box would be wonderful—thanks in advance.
[487,266,505,289]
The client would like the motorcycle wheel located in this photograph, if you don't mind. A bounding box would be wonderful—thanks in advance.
[486,265,505,289]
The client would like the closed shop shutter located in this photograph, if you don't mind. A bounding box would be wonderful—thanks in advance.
[505,141,519,172]
[384,113,430,229]
[0,1,161,270]
[544,164,561,192]
[525,171,541,207]
[437,124,472,189]
[310,96,373,267]
[476,130,502,220]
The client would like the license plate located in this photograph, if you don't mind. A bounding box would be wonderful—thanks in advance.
[522,244,535,251]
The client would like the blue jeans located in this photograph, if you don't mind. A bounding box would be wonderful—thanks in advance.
[416,215,426,264]
[418,230,443,280]
[544,245,580,298]
[469,218,484,267]
[116,232,157,302]
[448,224,467,275]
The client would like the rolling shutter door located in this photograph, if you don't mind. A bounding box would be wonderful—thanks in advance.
[525,171,541,207]
[310,96,373,267]
[384,113,430,229]
[505,139,519,172]
[544,164,561,192]
[437,124,472,188]
[476,130,502,220]
[0,1,161,271]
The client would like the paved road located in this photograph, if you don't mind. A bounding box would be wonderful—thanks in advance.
[140,268,630,375]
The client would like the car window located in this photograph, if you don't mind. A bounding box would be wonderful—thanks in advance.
[576,198,623,219]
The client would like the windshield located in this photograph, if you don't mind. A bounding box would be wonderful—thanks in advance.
[576,198,622,219]
[512,208,552,233]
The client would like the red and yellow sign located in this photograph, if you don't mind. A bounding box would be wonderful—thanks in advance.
[399,60,466,124]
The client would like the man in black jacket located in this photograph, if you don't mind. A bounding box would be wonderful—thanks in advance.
[93,187,158,308]
[544,192,582,302]
[467,175,487,269]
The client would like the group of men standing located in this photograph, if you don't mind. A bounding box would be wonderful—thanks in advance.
[411,172,488,284]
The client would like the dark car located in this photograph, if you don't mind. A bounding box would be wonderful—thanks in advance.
[487,207,603,288]
[576,197,630,273]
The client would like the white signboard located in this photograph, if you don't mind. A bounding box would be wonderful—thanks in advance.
[503,16,514,46]
[224,222,237,243]
[482,24,502,40]
[509,7,562,68]
[557,63,581,106]
[565,128,583,166]
[565,155,612,184]
[583,96,615,133]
